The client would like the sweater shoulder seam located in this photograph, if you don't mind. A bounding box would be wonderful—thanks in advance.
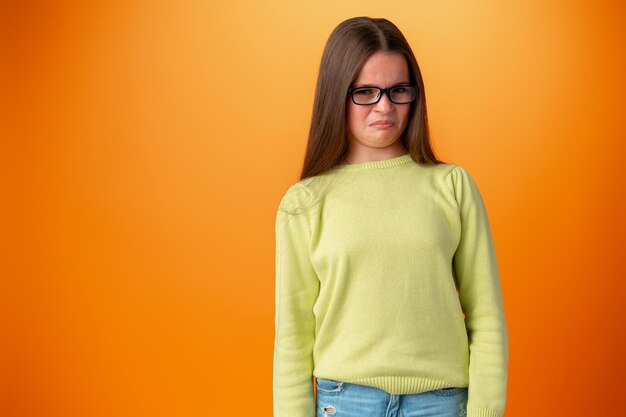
[443,163,460,207]
[277,180,316,215]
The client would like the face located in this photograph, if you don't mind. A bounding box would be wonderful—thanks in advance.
[345,51,412,155]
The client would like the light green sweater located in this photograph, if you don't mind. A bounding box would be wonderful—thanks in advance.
[273,154,508,417]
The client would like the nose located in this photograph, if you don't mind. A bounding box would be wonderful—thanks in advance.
[373,91,393,112]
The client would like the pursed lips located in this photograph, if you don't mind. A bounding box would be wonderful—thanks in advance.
[370,120,394,127]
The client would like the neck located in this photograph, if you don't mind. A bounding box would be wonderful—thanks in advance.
[343,143,408,165]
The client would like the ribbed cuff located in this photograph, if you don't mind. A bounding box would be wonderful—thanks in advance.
[467,405,505,417]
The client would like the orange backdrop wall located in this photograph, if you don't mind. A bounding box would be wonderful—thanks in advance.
[2,1,625,416]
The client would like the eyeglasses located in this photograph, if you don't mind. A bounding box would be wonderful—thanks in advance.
[347,85,418,105]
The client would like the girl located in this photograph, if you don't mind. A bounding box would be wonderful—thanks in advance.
[273,16,508,417]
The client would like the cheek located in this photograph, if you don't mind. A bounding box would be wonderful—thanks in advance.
[398,106,411,126]
[346,105,369,129]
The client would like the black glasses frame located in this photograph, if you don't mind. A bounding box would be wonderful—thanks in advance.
[347,85,418,105]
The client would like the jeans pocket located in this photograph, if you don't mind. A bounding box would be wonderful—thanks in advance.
[315,378,346,395]
[431,387,467,396]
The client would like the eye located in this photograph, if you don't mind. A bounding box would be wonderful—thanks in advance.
[393,87,407,93]
[354,88,375,96]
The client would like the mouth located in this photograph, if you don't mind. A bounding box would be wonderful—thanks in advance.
[370,121,395,128]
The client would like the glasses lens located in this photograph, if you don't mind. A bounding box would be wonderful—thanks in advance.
[390,86,417,104]
[352,88,380,105]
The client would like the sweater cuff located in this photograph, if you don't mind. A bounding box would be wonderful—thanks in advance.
[467,405,505,417]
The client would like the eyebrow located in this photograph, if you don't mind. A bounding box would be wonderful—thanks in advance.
[352,81,411,88]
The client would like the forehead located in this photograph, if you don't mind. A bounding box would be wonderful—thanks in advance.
[354,51,409,84]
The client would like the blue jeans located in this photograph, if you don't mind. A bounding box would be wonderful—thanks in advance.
[315,378,468,417]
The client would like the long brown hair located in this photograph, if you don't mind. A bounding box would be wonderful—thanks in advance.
[300,17,445,180]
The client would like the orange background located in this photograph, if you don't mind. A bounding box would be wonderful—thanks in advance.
[2,1,625,416]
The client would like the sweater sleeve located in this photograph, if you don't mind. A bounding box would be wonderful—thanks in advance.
[446,166,509,417]
[273,184,320,417]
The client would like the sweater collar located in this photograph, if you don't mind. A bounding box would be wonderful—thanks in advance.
[332,153,413,171]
